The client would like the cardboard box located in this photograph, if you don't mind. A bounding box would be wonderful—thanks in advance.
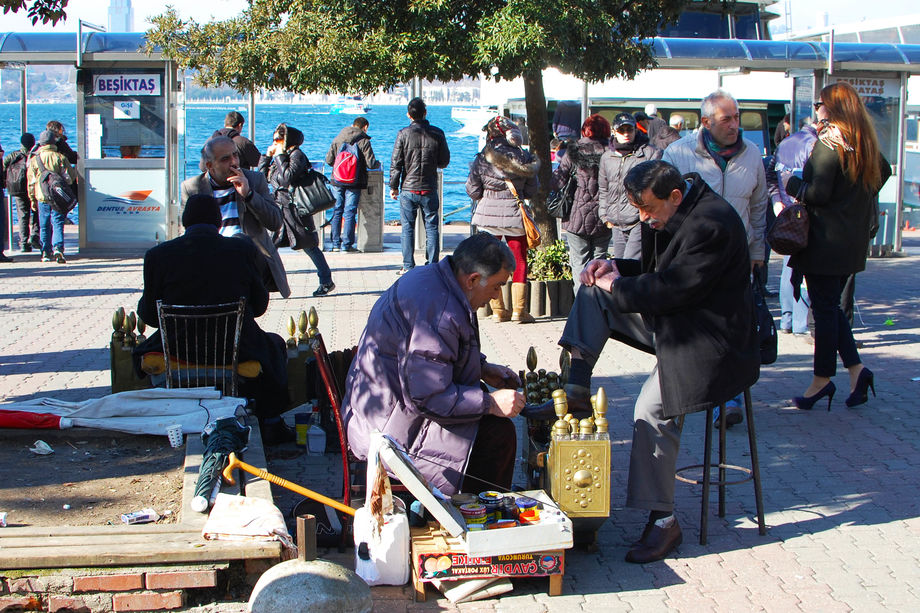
[376,434,574,557]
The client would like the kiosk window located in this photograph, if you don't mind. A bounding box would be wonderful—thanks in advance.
[83,70,165,159]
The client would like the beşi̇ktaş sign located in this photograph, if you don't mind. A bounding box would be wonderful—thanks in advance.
[92,74,161,96]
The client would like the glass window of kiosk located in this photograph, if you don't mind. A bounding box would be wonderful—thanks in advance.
[82,70,165,159]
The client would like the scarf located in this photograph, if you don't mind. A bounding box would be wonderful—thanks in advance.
[613,138,642,154]
[702,128,744,171]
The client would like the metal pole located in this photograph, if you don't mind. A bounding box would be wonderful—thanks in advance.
[20,68,27,135]
[581,81,589,127]
[894,72,907,253]
[827,29,835,76]
[248,90,256,143]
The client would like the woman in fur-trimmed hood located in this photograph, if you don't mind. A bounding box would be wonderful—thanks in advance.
[466,115,540,323]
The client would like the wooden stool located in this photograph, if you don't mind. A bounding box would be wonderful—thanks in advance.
[675,388,766,545]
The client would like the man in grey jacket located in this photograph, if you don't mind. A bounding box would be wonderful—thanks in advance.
[342,233,524,495]
[390,97,450,274]
[325,117,380,252]
[181,136,290,299]
[662,89,768,425]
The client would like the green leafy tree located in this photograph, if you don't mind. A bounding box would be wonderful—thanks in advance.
[148,0,687,243]
[1,0,69,26]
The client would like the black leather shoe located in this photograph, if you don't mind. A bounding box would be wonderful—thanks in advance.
[625,518,682,564]
[260,419,296,446]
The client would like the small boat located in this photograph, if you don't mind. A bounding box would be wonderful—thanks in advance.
[450,106,498,134]
[330,96,369,114]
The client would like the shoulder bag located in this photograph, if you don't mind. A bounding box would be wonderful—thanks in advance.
[505,179,541,249]
[767,182,809,255]
[292,168,335,216]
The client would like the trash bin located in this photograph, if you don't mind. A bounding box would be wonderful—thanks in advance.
[357,169,384,252]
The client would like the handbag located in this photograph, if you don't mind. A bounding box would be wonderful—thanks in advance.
[768,203,809,255]
[752,273,777,365]
[547,169,577,219]
[292,168,335,216]
[276,199,319,251]
[505,179,541,249]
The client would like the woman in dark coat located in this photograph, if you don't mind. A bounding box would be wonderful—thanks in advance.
[466,116,540,323]
[786,82,890,410]
[551,114,611,292]
[259,123,335,297]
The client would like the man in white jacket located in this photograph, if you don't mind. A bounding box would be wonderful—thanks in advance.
[662,89,768,425]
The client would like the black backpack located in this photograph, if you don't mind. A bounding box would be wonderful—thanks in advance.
[34,154,77,214]
[5,151,28,197]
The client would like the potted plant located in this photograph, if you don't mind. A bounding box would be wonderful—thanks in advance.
[527,240,574,317]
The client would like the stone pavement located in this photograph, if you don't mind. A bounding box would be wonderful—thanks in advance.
[1,224,920,612]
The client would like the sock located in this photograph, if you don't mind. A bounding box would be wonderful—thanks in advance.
[649,510,670,523]
[568,358,593,389]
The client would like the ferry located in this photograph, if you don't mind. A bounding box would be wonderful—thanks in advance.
[450,106,498,134]
[330,96,370,114]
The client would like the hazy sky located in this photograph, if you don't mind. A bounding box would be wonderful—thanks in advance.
[2,1,918,34]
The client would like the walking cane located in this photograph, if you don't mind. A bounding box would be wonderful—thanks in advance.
[222,452,356,517]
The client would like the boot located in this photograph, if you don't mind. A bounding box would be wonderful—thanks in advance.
[511,282,535,324]
[490,295,511,322]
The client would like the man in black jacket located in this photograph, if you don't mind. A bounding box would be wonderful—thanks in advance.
[135,195,292,445]
[389,97,450,274]
[558,160,760,563]
[213,111,261,170]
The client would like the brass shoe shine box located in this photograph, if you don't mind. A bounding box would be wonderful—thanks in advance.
[545,389,611,519]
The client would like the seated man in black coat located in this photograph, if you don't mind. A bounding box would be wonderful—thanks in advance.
[135,195,293,445]
[558,161,760,563]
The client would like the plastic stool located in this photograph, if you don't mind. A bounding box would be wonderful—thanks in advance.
[675,388,767,545]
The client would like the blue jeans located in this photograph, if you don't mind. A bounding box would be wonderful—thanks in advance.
[303,245,332,285]
[330,186,361,250]
[780,255,809,334]
[37,201,66,257]
[399,191,439,269]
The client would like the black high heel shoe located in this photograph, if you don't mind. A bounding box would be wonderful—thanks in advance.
[845,367,875,408]
[793,381,836,411]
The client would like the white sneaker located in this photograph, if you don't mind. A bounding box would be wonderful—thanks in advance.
[54,250,66,264]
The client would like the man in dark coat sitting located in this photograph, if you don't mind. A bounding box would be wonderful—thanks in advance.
[558,160,760,563]
[135,195,293,445]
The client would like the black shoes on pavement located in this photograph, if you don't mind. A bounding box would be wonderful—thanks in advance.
[625,516,682,564]
[313,282,335,297]
[260,418,296,446]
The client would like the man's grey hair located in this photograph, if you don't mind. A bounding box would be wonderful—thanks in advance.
[700,90,738,119]
[669,113,684,129]
[451,232,516,279]
[201,136,235,164]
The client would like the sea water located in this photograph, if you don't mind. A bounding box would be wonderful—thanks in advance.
[0,102,483,222]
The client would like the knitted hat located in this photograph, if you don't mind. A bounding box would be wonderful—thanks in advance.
[483,115,523,146]
[38,130,57,146]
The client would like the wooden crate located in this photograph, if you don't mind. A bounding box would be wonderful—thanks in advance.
[409,524,564,602]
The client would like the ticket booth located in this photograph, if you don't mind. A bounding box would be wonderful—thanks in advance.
[76,47,183,251]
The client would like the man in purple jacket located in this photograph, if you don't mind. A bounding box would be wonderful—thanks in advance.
[342,233,525,495]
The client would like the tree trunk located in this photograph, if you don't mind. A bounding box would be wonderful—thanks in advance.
[523,68,557,247]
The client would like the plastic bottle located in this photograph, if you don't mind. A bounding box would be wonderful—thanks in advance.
[307,411,326,454]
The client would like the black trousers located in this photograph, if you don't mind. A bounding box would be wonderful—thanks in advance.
[559,285,655,364]
[12,195,39,245]
[462,414,517,494]
[805,273,860,378]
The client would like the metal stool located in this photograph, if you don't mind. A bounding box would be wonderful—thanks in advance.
[675,388,766,545]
